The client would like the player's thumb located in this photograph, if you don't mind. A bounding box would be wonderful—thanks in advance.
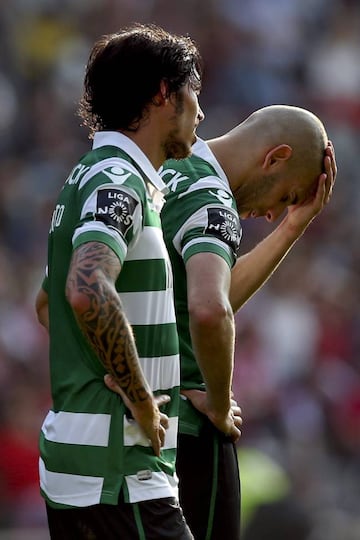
[154,394,171,408]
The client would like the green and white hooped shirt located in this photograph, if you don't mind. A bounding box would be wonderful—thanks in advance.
[160,137,242,435]
[40,132,180,508]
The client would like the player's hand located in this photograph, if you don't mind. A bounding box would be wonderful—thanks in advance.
[104,373,170,457]
[286,140,337,231]
[324,140,337,202]
[181,389,242,443]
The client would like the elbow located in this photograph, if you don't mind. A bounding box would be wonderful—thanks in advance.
[188,299,232,330]
[35,300,43,323]
[35,289,49,329]
[65,283,90,317]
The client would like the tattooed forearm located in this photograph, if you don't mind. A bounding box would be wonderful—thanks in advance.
[66,242,150,403]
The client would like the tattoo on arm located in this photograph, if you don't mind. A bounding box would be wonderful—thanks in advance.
[67,242,149,403]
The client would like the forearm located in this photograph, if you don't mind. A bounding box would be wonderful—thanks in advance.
[230,216,305,312]
[78,290,153,404]
[67,242,153,407]
[231,152,337,313]
[189,306,235,416]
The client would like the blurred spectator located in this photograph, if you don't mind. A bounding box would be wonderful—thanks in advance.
[0,0,359,537]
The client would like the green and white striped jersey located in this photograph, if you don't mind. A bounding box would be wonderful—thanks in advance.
[40,132,180,508]
[160,137,242,435]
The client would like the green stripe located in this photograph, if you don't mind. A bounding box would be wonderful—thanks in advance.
[206,433,219,540]
[73,229,126,263]
[117,259,167,292]
[133,323,179,357]
[40,433,109,476]
[183,241,233,268]
[124,447,176,476]
[133,503,146,540]
[40,436,176,479]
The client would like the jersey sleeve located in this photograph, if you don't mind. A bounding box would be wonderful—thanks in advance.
[72,166,145,265]
[172,187,242,269]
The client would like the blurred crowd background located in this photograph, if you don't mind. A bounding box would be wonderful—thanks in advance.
[0,0,359,538]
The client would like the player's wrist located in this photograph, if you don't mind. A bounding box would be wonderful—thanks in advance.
[206,398,232,425]
[279,214,309,240]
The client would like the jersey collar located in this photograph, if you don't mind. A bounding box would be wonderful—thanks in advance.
[92,131,169,194]
[191,137,230,189]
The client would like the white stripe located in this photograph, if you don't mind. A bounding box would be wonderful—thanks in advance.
[182,236,232,259]
[92,131,168,193]
[140,355,180,392]
[79,158,139,190]
[72,221,127,257]
[124,416,178,449]
[126,226,167,261]
[172,204,212,254]
[39,458,103,507]
[80,182,142,221]
[178,176,230,198]
[125,471,178,503]
[121,289,176,325]
[41,410,111,447]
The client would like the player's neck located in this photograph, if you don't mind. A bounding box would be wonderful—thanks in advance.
[207,133,251,192]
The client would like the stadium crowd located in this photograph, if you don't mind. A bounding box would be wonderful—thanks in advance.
[0,0,359,538]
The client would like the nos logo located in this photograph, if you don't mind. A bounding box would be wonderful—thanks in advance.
[205,207,242,253]
[95,188,138,235]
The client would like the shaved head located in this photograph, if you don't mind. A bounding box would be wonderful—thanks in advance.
[242,105,328,179]
[208,104,331,219]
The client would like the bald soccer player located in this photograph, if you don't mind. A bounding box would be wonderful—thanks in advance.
[159,105,336,540]
[106,105,336,539]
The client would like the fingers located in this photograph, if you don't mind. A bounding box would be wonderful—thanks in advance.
[104,373,118,392]
[154,394,171,408]
[159,424,167,448]
[231,405,242,420]
[324,140,337,204]
[104,373,128,404]
[150,432,161,457]
[323,156,334,204]
[150,416,169,457]
[104,375,170,457]
[233,414,243,430]
[160,411,169,430]
[326,140,337,180]
[181,388,202,402]
[230,404,243,434]
[228,424,242,444]
[230,398,242,412]
[230,399,243,425]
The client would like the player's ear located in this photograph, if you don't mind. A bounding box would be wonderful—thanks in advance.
[153,80,170,106]
[160,80,169,100]
[262,144,292,170]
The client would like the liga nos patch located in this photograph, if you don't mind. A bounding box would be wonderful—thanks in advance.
[205,207,242,254]
[95,187,139,236]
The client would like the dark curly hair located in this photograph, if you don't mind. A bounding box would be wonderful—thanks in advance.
[78,23,203,137]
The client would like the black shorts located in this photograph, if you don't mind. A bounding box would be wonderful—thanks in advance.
[177,420,241,540]
[46,492,193,540]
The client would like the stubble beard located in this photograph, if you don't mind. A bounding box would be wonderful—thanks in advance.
[163,133,193,161]
[162,91,195,160]
[234,174,278,215]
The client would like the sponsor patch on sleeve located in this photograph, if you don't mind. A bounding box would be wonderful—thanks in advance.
[95,188,139,236]
[205,207,242,254]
